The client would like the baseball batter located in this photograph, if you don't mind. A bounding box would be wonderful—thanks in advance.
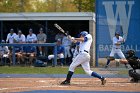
[105,32,126,68]
[61,31,106,85]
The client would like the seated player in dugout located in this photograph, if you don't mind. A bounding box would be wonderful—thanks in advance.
[0,40,10,65]
[9,45,23,65]
[22,45,36,66]
[48,39,65,67]
[111,50,140,82]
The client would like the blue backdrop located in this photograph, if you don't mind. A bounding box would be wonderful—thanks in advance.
[96,0,140,66]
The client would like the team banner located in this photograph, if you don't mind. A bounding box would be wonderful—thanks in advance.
[96,0,140,58]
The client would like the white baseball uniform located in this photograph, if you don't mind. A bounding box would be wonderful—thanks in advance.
[14,34,26,43]
[26,34,37,43]
[0,46,9,58]
[6,33,17,43]
[69,34,93,75]
[109,36,125,58]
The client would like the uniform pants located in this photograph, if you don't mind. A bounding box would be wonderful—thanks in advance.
[69,52,92,75]
[110,48,125,58]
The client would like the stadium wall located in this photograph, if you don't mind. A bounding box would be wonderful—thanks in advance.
[96,0,140,66]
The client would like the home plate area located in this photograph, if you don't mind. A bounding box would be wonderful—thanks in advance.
[0,78,140,93]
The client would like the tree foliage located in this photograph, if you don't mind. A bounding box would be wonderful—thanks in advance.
[72,0,95,12]
[0,0,95,12]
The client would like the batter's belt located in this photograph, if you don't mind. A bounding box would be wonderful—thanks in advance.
[80,50,88,53]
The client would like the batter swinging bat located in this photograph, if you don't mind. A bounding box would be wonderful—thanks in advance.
[54,23,68,36]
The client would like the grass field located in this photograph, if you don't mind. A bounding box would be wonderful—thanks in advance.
[0,66,128,75]
[0,66,86,74]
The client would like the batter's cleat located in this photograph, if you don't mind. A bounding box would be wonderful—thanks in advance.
[101,78,106,85]
[60,80,70,85]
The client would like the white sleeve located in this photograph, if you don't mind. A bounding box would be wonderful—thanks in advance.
[113,37,117,44]
[5,46,9,53]
[33,34,37,41]
[26,35,29,42]
[13,33,17,41]
[6,34,10,42]
[118,36,124,42]
[22,35,26,42]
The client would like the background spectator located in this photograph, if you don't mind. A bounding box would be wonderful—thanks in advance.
[14,30,26,43]
[22,46,36,66]
[48,39,65,67]
[37,28,47,56]
[55,32,63,41]
[26,28,37,43]
[6,28,17,43]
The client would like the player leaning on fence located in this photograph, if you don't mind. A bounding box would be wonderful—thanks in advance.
[61,31,106,85]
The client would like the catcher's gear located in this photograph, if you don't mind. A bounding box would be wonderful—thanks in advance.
[126,50,135,57]
[106,56,115,61]
[129,69,140,82]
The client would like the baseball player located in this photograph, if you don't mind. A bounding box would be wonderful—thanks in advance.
[37,28,47,56]
[6,28,17,43]
[61,31,106,85]
[26,28,37,43]
[112,50,140,82]
[48,39,65,66]
[6,29,17,61]
[22,45,36,66]
[14,30,26,43]
[105,32,127,68]
[0,40,9,65]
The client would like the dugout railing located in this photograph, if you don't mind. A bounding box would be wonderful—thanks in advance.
[0,43,57,66]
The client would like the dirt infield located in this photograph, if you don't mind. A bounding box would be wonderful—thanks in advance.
[0,78,140,93]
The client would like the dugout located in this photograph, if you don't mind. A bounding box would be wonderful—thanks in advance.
[0,12,96,66]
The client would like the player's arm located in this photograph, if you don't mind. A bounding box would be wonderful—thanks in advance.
[74,37,85,42]
[116,37,125,45]
[6,34,9,43]
[68,35,87,42]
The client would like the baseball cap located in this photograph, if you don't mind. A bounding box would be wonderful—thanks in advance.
[10,28,14,32]
[57,39,61,42]
[115,32,120,35]
[18,30,22,34]
[29,28,33,32]
[39,28,43,31]
[1,40,5,43]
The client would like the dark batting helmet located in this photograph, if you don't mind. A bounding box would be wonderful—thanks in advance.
[115,32,120,36]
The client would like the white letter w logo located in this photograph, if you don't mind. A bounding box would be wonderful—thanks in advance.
[102,1,134,40]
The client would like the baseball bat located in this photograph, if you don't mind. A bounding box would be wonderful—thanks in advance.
[54,23,68,36]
